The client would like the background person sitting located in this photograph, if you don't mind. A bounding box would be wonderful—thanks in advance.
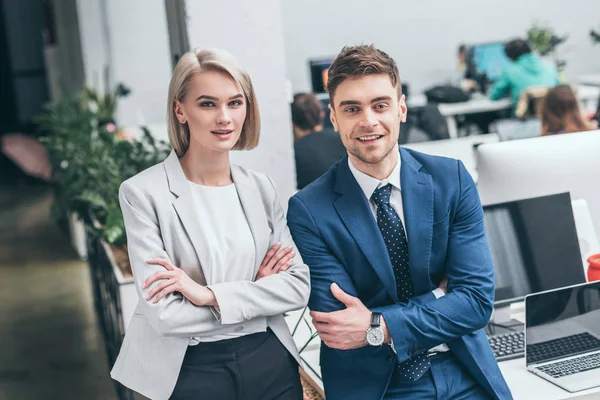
[539,85,597,136]
[291,93,346,190]
[489,39,560,113]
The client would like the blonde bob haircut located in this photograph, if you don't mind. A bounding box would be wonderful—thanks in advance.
[167,49,261,156]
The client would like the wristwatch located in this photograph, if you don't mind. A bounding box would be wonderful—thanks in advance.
[365,312,385,346]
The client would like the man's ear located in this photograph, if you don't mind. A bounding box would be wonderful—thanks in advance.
[399,94,407,123]
[328,103,339,132]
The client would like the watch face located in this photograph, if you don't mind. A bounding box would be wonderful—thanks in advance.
[366,327,385,346]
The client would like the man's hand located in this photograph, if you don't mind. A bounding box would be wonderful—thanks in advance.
[439,277,448,294]
[310,283,390,350]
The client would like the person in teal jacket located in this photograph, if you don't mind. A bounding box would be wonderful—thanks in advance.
[489,39,560,113]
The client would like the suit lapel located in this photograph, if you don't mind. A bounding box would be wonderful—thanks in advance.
[400,147,433,295]
[164,151,215,284]
[164,152,268,284]
[333,159,399,302]
[231,166,267,277]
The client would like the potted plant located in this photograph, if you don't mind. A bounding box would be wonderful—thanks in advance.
[527,23,568,71]
[591,28,600,45]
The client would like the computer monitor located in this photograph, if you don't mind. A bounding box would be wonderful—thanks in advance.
[476,130,600,240]
[469,42,512,82]
[483,193,586,305]
[309,58,333,94]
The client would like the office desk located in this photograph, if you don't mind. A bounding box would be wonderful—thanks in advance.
[406,94,511,139]
[499,358,600,399]
[575,84,600,114]
[404,134,499,181]
[407,85,600,139]
[579,74,600,88]
[290,329,600,399]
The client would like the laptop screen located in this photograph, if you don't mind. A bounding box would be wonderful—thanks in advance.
[483,192,586,304]
[525,281,600,366]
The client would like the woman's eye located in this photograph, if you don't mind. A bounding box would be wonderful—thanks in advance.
[199,101,215,107]
[229,100,244,106]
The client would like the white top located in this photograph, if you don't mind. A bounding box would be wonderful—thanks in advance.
[348,149,448,353]
[187,182,266,343]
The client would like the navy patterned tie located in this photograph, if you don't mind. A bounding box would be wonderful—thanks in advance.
[371,184,430,381]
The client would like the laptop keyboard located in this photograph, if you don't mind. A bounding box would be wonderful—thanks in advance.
[527,332,600,364]
[535,352,600,378]
[488,331,525,361]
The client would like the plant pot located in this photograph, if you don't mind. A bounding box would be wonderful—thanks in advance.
[587,253,600,282]
[299,368,325,400]
[68,212,87,259]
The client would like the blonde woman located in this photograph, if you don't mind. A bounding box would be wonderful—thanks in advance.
[110,49,309,400]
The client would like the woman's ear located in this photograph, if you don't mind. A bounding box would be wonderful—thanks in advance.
[174,100,186,124]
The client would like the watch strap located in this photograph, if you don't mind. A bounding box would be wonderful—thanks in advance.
[371,312,381,327]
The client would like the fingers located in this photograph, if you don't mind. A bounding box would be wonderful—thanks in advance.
[274,249,296,272]
[316,332,339,342]
[147,258,176,271]
[310,310,331,324]
[259,242,281,268]
[143,271,176,289]
[264,245,294,271]
[153,281,178,303]
[330,283,356,307]
[313,321,335,335]
[146,278,174,300]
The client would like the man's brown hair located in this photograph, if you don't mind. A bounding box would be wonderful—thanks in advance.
[326,45,402,106]
[291,93,323,131]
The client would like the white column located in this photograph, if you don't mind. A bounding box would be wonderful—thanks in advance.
[184,0,297,202]
[76,0,172,127]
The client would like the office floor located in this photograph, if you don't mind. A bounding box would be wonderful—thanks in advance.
[0,184,118,400]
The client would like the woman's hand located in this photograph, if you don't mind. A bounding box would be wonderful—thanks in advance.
[256,242,295,280]
[143,259,217,306]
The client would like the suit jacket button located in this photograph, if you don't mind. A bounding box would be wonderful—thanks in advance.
[235,326,244,332]
[387,355,395,362]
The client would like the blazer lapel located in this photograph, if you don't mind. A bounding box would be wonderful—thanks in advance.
[163,151,214,284]
[399,148,433,295]
[333,159,399,303]
[230,166,267,277]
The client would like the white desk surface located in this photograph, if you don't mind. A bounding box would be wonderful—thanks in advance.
[407,85,598,117]
[404,134,499,181]
[499,358,600,399]
[406,93,511,116]
[291,334,600,399]
[579,74,600,88]
[576,84,600,100]
[438,94,512,117]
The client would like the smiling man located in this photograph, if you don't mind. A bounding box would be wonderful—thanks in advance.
[287,45,512,400]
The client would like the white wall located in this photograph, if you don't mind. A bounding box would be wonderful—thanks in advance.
[76,0,111,93]
[185,0,297,201]
[282,0,600,95]
[76,0,172,127]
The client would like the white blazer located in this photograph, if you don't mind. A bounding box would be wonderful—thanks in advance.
[110,151,310,400]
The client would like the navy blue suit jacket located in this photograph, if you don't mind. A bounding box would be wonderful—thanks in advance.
[287,147,512,400]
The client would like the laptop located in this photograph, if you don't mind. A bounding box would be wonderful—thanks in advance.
[525,280,600,392]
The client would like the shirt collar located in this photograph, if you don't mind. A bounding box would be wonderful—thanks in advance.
[348,147,401,201]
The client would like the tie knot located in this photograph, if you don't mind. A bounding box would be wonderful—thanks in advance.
[371,184,392,208]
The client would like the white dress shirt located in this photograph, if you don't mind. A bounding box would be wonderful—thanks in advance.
[187,182,267,344]
[348,150,448,353]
